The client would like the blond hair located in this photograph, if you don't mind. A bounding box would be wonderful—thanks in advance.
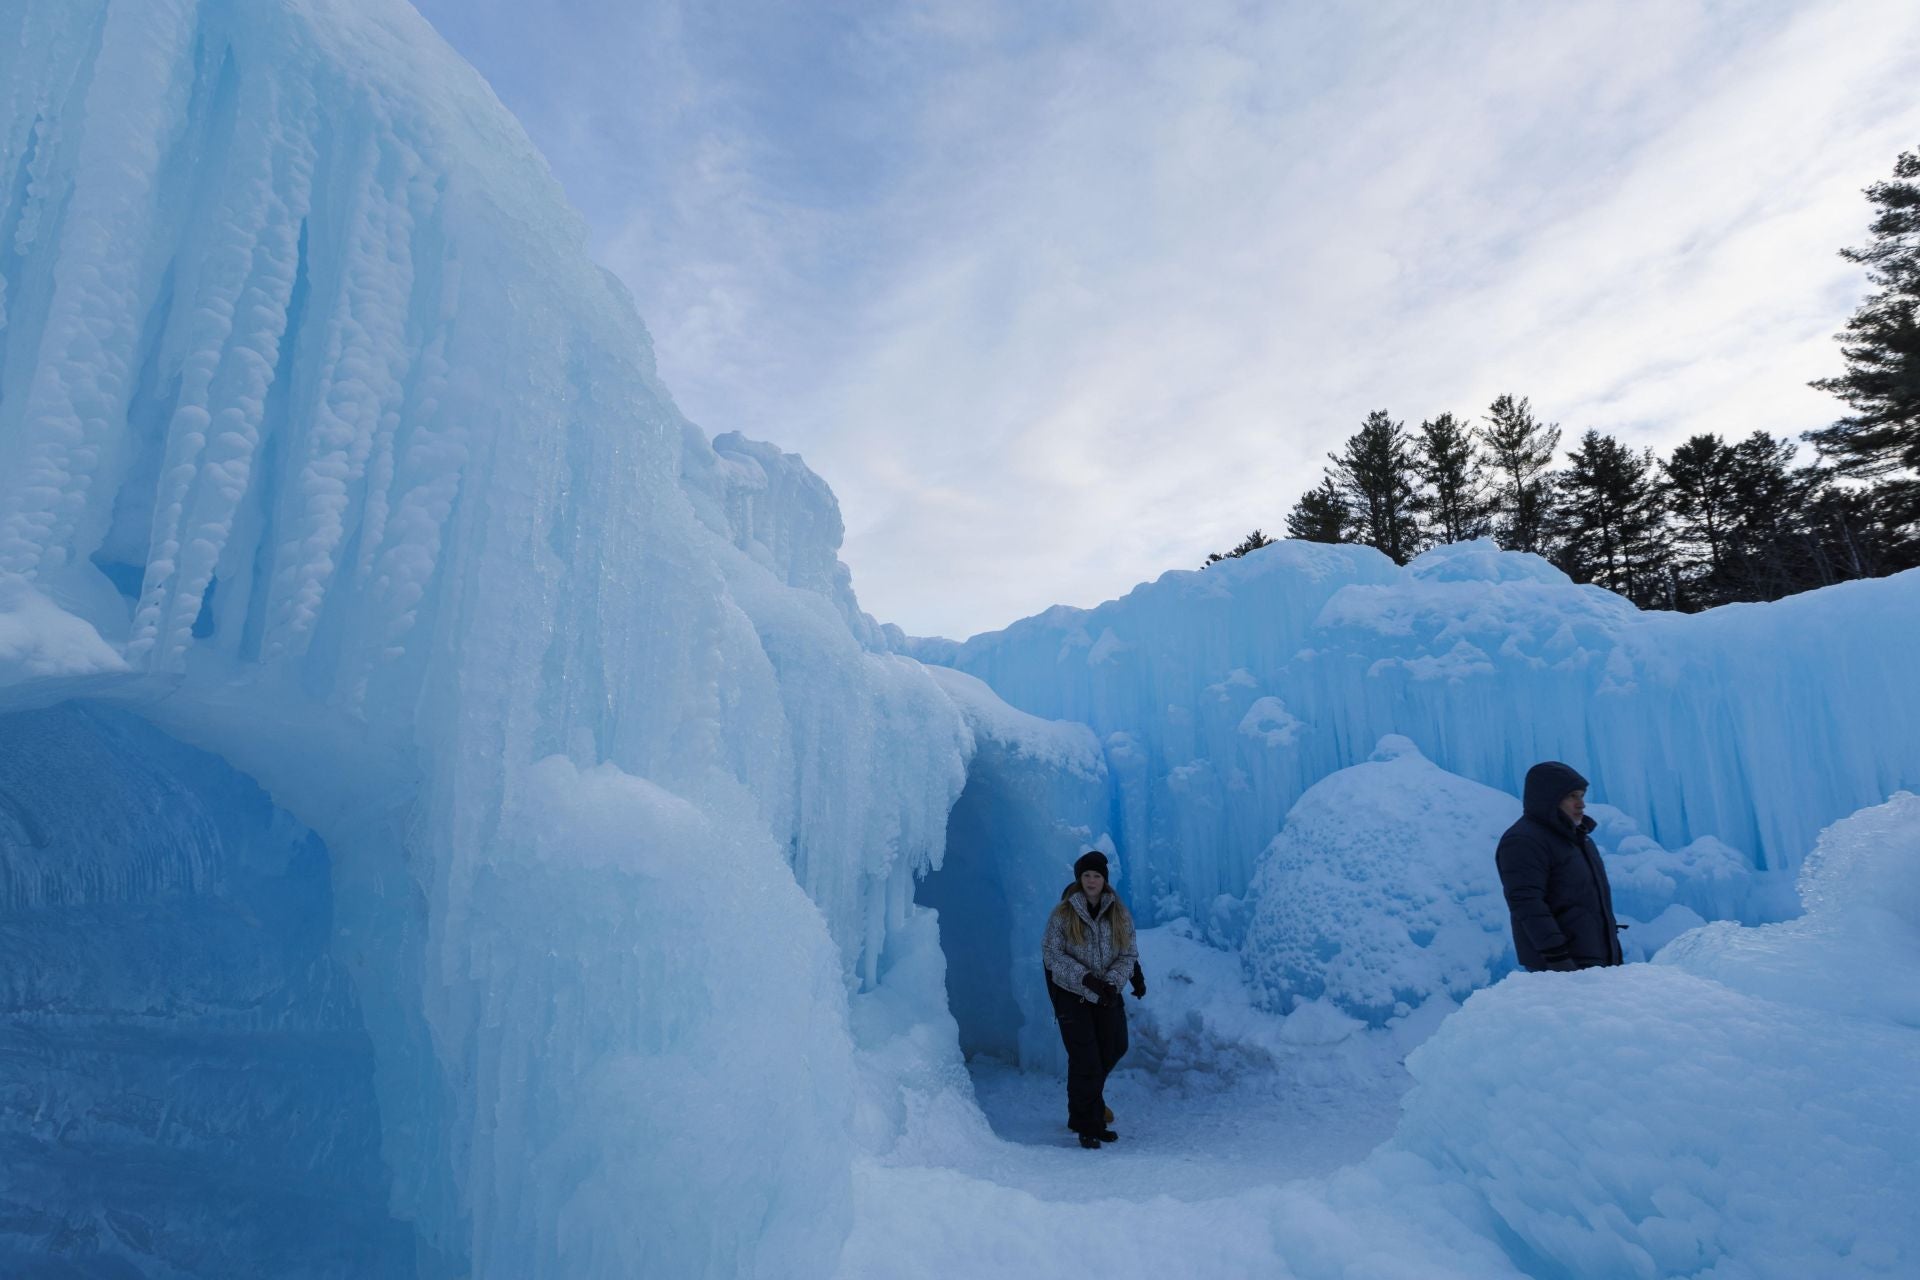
[1054,893,1133,953]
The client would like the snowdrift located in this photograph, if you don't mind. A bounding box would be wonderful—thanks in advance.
[1390,792,1920,1279]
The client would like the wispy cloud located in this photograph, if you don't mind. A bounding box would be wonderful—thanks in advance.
[417,0,1920,638]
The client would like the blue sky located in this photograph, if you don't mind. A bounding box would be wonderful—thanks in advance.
[414,0,1920,639]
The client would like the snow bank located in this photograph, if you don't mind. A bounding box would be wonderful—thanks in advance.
[0,574,126,694]
[1127,922,1416,1086]
[1657,791,1920,1028]
[1241,736,1518,1025]
[843,796,1918,1279]
[1388,793,1920,1278]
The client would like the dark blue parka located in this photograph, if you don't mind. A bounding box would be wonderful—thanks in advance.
[1495,762,1623,971]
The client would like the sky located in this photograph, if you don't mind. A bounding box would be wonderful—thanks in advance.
[412,0,1920,640]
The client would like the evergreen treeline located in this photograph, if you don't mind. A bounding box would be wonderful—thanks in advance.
[1206,147,1920,611]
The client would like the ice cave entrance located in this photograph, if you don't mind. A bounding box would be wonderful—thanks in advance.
[915,762,1038,1069]
[0,701,416,1276]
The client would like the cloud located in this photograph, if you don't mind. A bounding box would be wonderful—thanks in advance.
[416,0,1920,638]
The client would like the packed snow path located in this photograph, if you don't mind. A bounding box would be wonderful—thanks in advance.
[947,1059,1406,1201]
[837,1058,1417,1278]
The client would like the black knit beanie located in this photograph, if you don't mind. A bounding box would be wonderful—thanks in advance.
[1073,849,1110,880]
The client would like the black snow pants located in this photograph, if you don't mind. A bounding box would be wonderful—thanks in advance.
[1048,978,1128,1134]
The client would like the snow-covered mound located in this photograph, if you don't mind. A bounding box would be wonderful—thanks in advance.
[1241,736,1518,1025]
[0,575,125,688]
[1236,738,1782,1028]
[916,538,1920,915]
[1389,793,1920,1278]
[1657,790,1920,1027]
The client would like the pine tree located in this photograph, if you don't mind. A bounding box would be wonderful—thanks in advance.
[1479,394,1560,554]
[1551,430,1670,607]
[1722,432,1808,600]
[1284,476,1353,545]
[1204,528,1276,566]
[1795,469,1901,586]
[1807,149,1920,539]
[1663,433,1741,604]
[1411,411,1492,544]
[1328,410,1422,564]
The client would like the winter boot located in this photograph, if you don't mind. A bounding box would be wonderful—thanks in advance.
[1077,1132,1102,1149]
[1097,1129,1119,1142]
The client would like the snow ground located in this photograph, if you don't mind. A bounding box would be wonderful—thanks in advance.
[959,1055,1406,1200]
[837,1039,1512,1280]
[885,920,1413,1204]
[838,923,1448,1279]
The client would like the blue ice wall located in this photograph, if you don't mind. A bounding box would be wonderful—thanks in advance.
[914,541,1920,917]
[0,702,414,1278]
[0,1,968,1272]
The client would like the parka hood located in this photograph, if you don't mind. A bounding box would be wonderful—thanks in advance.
[1522,761,1589,824]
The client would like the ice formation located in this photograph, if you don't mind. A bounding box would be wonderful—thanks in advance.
[2,0,1916,1276]
[913,537,1920,913]
[1,2,965,1275]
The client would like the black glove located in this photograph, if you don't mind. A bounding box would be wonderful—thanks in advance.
[1081,974,1117,1002]
[1129,967,1147,999]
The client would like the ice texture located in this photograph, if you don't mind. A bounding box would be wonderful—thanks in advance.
[0,704,412,1278]
[914,538,1920,916]
[0,1,967,1275]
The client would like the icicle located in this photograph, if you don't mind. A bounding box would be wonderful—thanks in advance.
[0,0,199,582]
[260,127,419,661]
[128,72,316,667]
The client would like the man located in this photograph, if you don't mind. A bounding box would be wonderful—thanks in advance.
[1496,761,1623,972]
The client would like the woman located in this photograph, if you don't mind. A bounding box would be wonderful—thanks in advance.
[1041,849,1140,1149]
